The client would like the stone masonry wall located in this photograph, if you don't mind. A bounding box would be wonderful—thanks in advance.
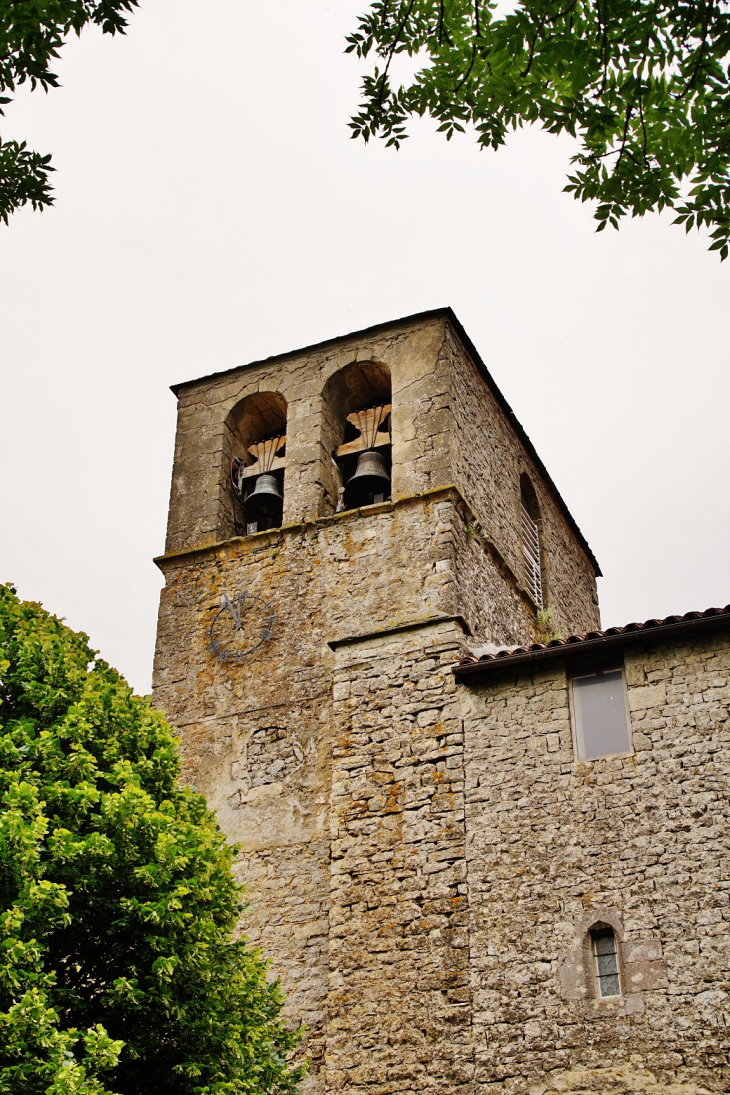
[164,314,599,648]
[327,619,473,1095]
[154,489,561,1088]
[450,498,541,651]
[154,494,476,1089]
[461,626,730,1094]
[444,323,600,639]
[155,451,729,1095]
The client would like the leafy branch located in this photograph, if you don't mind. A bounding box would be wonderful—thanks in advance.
[0,1,139,222]
[347,0,730,258]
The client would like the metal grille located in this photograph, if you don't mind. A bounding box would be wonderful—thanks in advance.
[592,930,621,997]
[521,503,543,609]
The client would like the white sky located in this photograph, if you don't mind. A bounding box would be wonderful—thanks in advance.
[1,0,728,695]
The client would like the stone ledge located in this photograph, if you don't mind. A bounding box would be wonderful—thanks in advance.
[327,613,471,650]
[155,484,542,619]
[154,484,464,569]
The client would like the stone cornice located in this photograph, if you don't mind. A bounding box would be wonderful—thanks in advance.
[153,483,540,621]
[154,485,463,570]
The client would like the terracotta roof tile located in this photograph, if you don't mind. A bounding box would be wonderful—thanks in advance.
[453,604,730,677]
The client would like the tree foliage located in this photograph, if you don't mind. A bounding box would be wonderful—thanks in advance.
[348,0,730,256]
[0,583,303,1095]
[0,1,139,222]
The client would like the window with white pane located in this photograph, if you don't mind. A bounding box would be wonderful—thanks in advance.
[570,664,632,761]
[590,926,622,998]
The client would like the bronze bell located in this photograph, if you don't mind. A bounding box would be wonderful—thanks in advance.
[344,449,391,509]
[245,473,283,519]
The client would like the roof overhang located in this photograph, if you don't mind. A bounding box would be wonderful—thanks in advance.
[453,606,730,680]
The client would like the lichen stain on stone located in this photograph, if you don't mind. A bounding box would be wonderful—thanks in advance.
[534,1066,717,1095]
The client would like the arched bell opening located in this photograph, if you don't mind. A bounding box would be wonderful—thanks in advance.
[321,361,392,514]
[226,392,287,536]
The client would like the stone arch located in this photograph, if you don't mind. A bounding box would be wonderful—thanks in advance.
[520,471,541,523]
[583,915,624,941]
[220,391,288,538]
[228,391,288,459]
[320,360,392,513]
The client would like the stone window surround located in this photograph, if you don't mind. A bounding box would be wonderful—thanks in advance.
[590,923,622,998]
[320,357,392,516]
[519,472,546,609]
[559,906,667,1013]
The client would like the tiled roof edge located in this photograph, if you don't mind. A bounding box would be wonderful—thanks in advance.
[453,604,730,678]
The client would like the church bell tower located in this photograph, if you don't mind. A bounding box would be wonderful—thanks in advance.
[152,308,600,1092]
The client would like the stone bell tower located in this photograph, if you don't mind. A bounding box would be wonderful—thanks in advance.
[152,308,600,1093]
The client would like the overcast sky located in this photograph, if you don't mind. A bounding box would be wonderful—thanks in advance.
[1,0,728,695]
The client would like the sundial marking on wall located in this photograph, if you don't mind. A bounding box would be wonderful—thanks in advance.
[208,591,277,663]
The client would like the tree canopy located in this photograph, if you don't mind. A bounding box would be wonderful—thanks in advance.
[0,1,139,222]
[348,0,730,257]
[0,583,303,1095]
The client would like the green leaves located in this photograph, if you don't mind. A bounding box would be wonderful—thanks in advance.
[0,1,140,221]
[349,0,730,256]
[0,140,53,224]
[0,584,303,1094]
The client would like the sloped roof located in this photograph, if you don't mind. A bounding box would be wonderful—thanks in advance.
[453,605,730,678]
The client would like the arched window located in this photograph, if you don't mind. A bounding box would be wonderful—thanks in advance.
[590,925,621,998]
[321,361,392,513]
[226,392,287,536]
[520,474,544,609]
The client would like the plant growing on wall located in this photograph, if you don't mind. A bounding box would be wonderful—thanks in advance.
[536,605,563,643]
[0,583,303,1095]
[348,0,730,257]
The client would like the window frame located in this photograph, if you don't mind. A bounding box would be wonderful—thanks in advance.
[568,661,633,762]
[590,926,623,999]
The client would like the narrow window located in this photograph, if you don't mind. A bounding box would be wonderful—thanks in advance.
[591,928,621,997]
[520,475,544,609]
[571,667,632,760]
[521,503,543,607]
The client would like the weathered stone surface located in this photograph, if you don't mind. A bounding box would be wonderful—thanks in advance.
[327,621,472,1095]
[462,630,730,1093]
[163,313,600,644]
[154,498,474,1088]
[151,314,729,1095]
[528,1064,717,1094]
[444,325,599,639]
